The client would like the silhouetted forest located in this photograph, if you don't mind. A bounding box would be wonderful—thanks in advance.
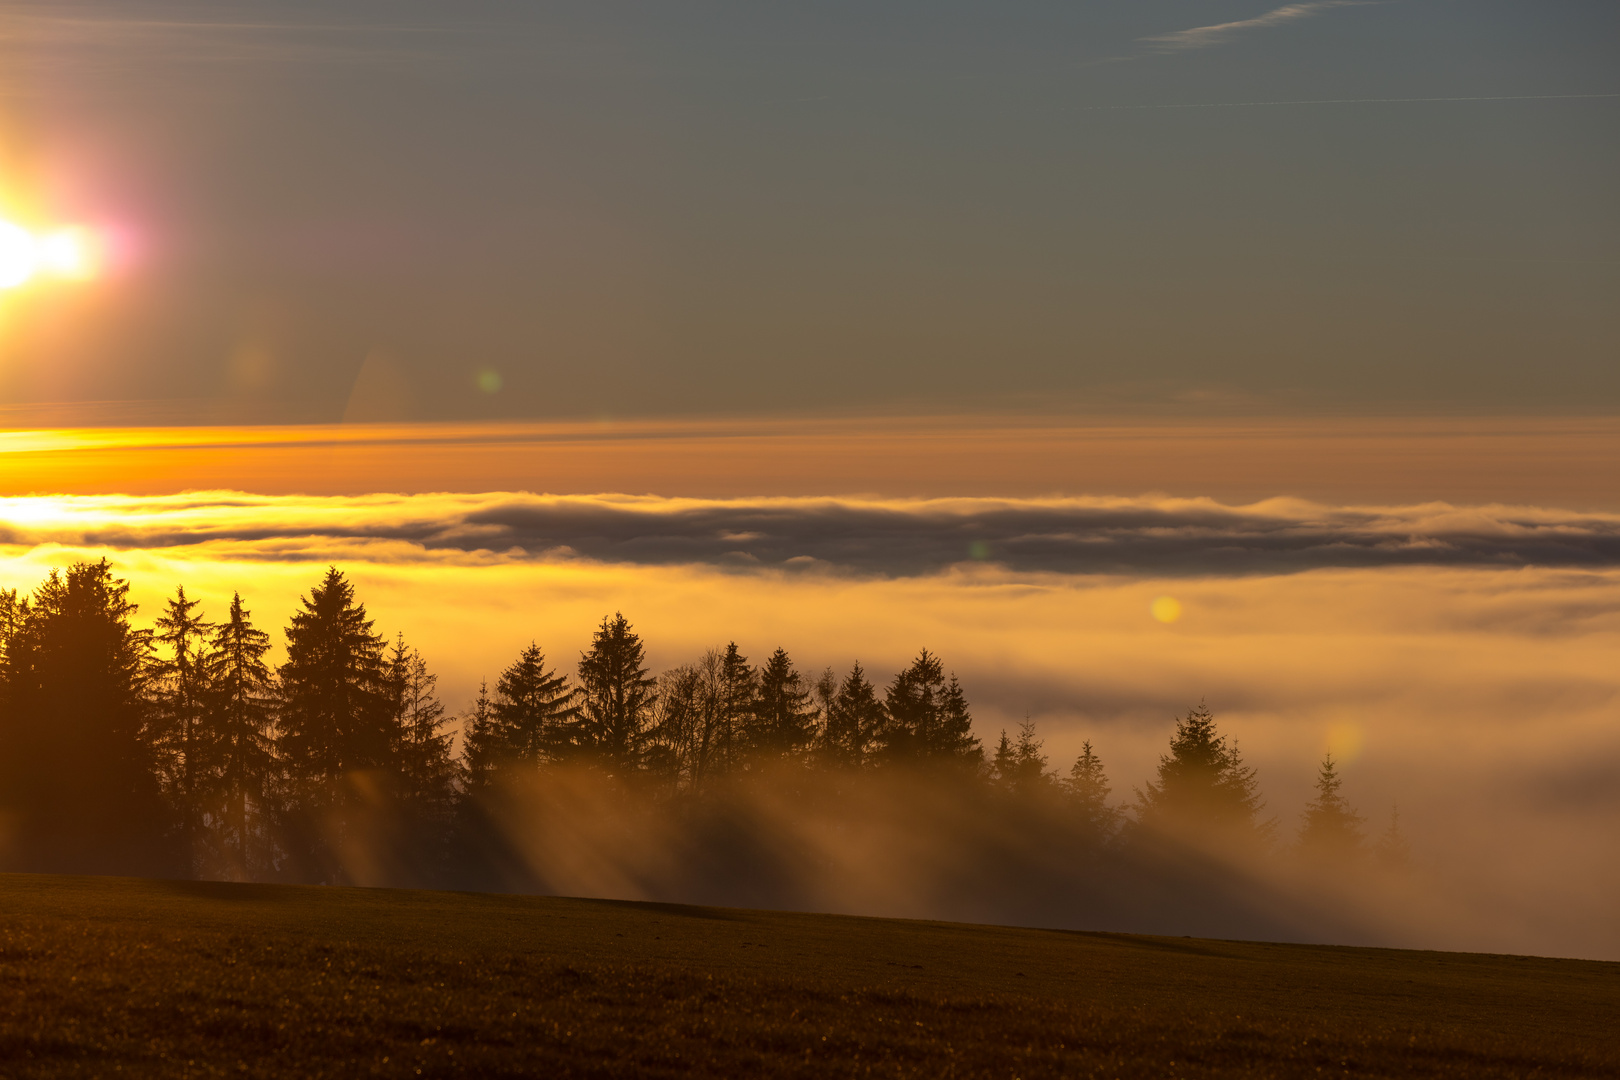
[0,561,1410,937]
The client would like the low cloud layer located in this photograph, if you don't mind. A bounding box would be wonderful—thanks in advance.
[3,491,1619,577]
[0,491,1615,959]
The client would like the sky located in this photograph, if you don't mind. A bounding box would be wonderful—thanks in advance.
[0,0,1616,421]
[0,3,1616,957]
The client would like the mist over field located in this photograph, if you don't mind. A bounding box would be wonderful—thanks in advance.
[1,488,1614,960]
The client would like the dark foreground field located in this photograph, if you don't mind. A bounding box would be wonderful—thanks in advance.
[0,875,1614,1078]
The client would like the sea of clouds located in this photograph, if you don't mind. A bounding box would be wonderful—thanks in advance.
[0,490,1615,959]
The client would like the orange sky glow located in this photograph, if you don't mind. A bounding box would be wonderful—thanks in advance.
[0,415,1617,505]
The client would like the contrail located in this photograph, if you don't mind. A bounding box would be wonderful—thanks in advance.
[1076,92,1620,112]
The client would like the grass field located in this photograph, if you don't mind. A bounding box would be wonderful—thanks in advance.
[0,874,1614,1078]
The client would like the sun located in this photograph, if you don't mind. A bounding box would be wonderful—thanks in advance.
[0,220,102,289]
[0,221,34,288]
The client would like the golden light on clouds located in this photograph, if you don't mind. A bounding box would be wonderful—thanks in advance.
[0,488,1613,956]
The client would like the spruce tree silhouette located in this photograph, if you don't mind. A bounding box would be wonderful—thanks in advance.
[818,662,884,768]
[575,613,656,774]
[0,588,24,667]
[382,634,459,881]
[455,641,576,887]
[1135,702,1270,844]
[1376,804,1411,869]
[1297,754,1365,859]
[276,567,390,880]
[0,561,173,874]
[199,592,277,879]
[750,647,818,763]
[991,729,1016,784]
[384,637,458,798]
[994,720,1051,795]
[492,643,578,767]
[152,585,215,867]
[0,587,23,734]
[1065,741,1122,841]
[715,643,756,775]
[880,650,983,767]
[0,556,1445,930]
[460,679,501,791]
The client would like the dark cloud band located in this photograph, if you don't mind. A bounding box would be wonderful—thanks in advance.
[6,492,1620,577]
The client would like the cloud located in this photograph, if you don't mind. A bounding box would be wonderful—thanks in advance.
[1142,2,1372,52]
[0,522,1614,958]
[2,491,1619,578]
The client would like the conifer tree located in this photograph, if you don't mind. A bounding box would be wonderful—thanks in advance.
[991,730,1016,784]
[198,593,277,878]
[275,567,390,876]
[0,561,171,873]
[992,720,1052,794]
[818,662,885,768]
[1010,718,1049,793]
[1135,702,1269,843]
[715,642,756,774]
[749,647,818,763]
[384,636,459,811]
[459,680,501,790]
[575,613,656,774]
[491,643,576,766]
[1376,804,1411,868]
[938,676,979,762]
[1297,754,1365,858]
[880,651,982,767]
[1065,740,1121,839]
[0,588,21,770]
[152,586,215,862]
[382,635,460,878]
[0,588,26,677]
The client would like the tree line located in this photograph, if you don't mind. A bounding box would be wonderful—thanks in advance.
[0,560,1406,886]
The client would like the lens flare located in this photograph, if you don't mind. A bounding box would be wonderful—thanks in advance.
[0,222,36,288]
[37,227,99,280]
[1325,722,1365,765]
[1150,595,1182,623]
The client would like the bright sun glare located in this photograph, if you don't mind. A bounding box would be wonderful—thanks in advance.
[0,220,101,289]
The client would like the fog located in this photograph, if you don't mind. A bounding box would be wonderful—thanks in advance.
[0,491,1615,959]
[348,762,1609,961]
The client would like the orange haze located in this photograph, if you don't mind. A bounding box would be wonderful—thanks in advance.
[1,416,1617,506]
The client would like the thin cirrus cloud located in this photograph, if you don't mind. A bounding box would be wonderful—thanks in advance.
[1142,1,1375,52]
[2,491,1619,577]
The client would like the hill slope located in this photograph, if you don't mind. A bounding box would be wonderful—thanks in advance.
[0,874,1613,1078]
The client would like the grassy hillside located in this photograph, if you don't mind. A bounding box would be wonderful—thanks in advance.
[0,875,1613,1078]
